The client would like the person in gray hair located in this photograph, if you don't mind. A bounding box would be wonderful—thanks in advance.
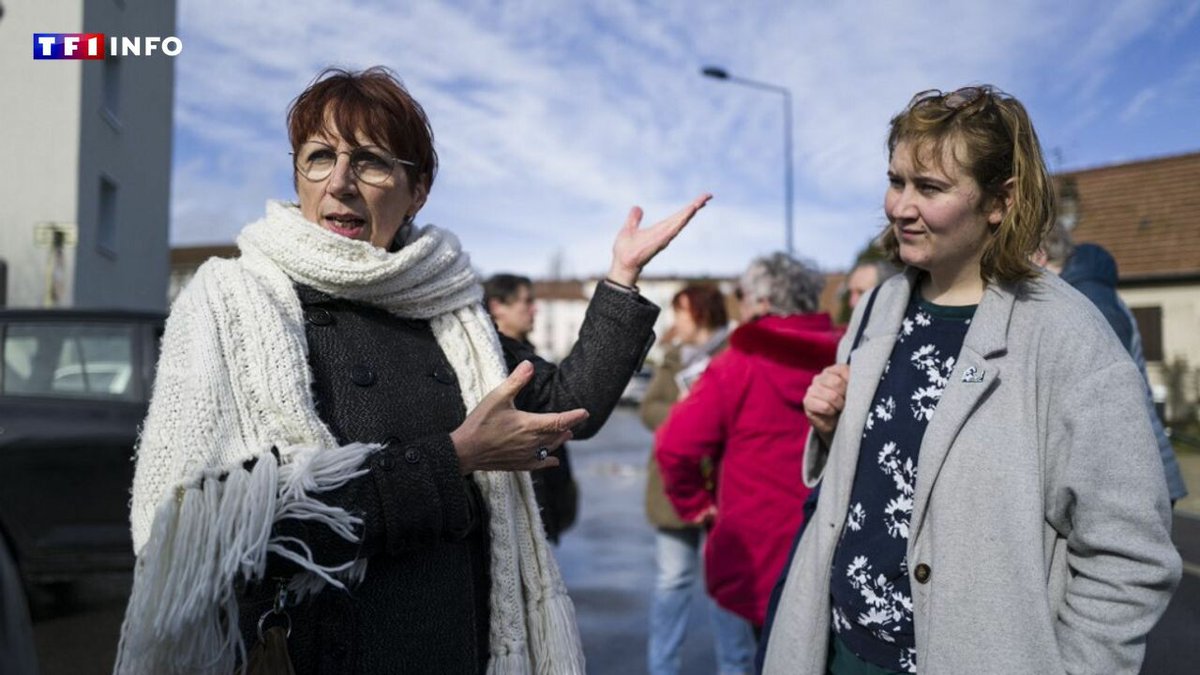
[655,252,840,635]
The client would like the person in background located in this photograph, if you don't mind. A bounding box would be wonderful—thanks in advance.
[764,85,1179,674]
[656,254,840,643]
[845,258,901,313]
[1036,224,1188,504]
[484,273,580,544]
[639,284,753,675]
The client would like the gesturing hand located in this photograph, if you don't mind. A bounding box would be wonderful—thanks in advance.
[451,361,590,475]
[803,364,850,447]
[607,193,713,287]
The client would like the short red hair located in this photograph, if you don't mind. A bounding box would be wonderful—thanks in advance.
[672,284,728,330]
[287,66,438,193]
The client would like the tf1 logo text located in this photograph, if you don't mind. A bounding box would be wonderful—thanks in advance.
[33,34,183,60]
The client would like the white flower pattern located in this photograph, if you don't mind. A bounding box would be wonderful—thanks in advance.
[847,503,866,531]
[831,297,973,674]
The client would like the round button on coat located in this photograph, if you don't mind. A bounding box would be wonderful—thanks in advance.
[350,364,376,386]
[404,448,421,464]
[431,366,456,384]
[306,308,334,326]
[914,563,932,584]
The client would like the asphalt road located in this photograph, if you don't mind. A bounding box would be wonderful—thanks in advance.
[24,409,1200,674]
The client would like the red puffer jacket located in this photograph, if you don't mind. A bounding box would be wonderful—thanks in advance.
[655,313,840,626]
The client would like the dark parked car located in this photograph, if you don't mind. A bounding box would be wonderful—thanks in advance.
[0,309,163,600]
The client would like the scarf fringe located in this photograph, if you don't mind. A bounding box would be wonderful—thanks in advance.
[486,651,532,675]
[527,594,586,675]
[114,443,376,674]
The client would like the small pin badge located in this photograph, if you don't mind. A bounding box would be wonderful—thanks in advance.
[961,366,985,383]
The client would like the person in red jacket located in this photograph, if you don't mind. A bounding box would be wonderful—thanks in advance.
[656,252,841,631]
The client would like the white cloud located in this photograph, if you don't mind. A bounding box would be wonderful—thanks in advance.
[170,0,1192,276]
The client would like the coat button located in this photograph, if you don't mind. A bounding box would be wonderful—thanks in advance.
[431,365,456,384]
[306,308,334,326]
[350,364,376,386]
[914,563,932,584]
[378,453,395,471]
[404,448,421,464]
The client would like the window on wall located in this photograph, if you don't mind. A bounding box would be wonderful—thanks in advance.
[1131,306,1164,363]
[98,177,118,255]
[103,56,121,122]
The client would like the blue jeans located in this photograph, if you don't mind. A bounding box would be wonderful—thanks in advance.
[648,528,756,675]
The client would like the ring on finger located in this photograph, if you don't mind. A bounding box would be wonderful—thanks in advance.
[535,446,550,462]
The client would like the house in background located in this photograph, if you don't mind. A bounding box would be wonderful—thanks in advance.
[1055,150,1200,421]
[0,0,176,311]
[174,147,1200,423]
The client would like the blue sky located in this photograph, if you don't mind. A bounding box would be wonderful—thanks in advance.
[170,0,1200,278]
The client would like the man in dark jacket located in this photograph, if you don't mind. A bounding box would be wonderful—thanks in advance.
[485,274,579,543]
[1040,227,1188,503]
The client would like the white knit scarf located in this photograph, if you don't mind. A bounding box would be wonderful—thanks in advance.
[115,201,584,674]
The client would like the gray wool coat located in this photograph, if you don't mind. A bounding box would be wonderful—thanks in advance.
[763,269,1181,675]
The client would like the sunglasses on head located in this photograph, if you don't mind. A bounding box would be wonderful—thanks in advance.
[908,86,989,113]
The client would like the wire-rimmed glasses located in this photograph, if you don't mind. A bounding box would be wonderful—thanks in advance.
[291,141,415,185]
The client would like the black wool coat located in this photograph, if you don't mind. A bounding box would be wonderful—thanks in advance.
[237,282,656,675]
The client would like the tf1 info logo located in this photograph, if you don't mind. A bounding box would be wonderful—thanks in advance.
[33,33,183,60]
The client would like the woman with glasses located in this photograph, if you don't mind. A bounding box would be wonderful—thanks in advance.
[116,67,709,675]
[761,86,1180,674]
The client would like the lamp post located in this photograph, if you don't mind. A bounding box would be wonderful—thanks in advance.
[701,66,794,256]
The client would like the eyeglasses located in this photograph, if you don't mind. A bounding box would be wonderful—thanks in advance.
[907,86,989,113]
[291,141,416,186]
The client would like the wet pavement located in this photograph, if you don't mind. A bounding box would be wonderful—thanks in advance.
[24,409,1200,674]
[558,407,721,674]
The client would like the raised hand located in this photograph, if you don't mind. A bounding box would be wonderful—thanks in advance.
[608,193,713,287]
[450,361,590,474]
[803,364,850,447]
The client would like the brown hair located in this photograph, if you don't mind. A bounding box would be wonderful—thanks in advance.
[287,66,438,193]
[881,85,1055,284]
[672,284,728,330]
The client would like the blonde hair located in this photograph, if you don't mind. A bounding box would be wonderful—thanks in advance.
[880,86,1056,284]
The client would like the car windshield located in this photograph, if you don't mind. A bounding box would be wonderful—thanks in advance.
[2,322,142,402]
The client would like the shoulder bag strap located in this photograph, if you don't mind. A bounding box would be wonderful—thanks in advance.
[847,285,880,364]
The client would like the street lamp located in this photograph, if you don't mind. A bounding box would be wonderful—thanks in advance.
[701,66,794,256]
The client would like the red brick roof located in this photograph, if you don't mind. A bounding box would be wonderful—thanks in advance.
[532,279,587,301]
[1057,151,1200,281]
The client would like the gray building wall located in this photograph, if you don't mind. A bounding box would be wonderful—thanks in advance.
[0,0,83,307]
[73,0,175,311]
[0,0,174,311]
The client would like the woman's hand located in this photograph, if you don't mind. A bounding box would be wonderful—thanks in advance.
[692,504,717,528]
[451,361,590,475]
[607,193,713,287]
[803,364,850,447]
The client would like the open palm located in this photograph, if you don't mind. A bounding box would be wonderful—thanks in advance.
[608,193,713,286]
